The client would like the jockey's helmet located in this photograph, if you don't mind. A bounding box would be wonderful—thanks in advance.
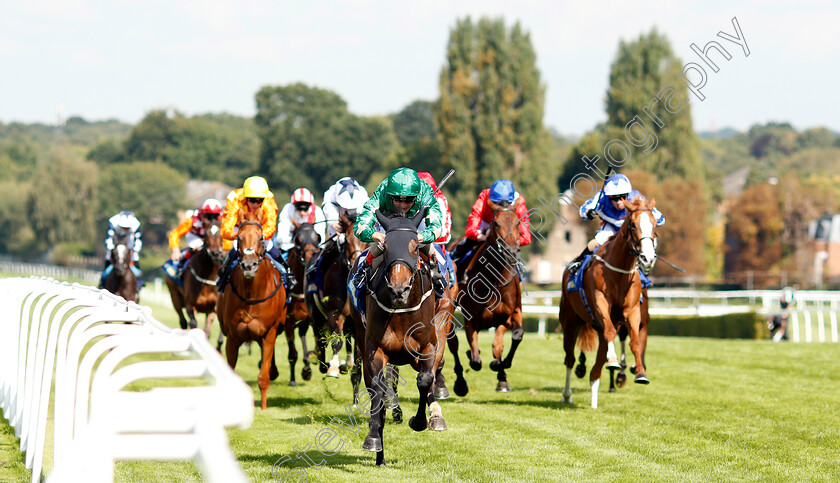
[242,176,270,199]
[334,178,367,209]
[604,174,632,197]
[199,199,223,215]
[291,188,315,205]
[116,211,137,229]
[489,179,515,203]
[386,167,421,199]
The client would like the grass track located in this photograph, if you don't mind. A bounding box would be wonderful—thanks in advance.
[1,282,839,481]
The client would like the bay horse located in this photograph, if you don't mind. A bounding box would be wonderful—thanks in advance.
[103,243,138,303]
[216,209,287,410]
[559,196,658,408]
[349,208,446,466]
[449,198,524,393]
[305,213,367,377]
[284,221,321,386]
[164,222,225,344]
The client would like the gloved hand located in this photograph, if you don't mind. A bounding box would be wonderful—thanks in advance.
[585,209,595,220]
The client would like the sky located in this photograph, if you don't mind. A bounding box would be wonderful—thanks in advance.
[1,0,838,137]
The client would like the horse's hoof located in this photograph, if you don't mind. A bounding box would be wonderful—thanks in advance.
[189,321,198,330]
[302,366,312,381]
[318,363,328,374]
[362,436,383,452]
[634,373,649,384]
[489,359,503,372]
[269,364,279,381]
[408,416,427,432]
[496,380,511,392]
[616,372,628,388]
[428,416,447,431]
[453,378,469,397]
[288,380,297,387]
[630,365,638,375]
[606,358,621,370]
[179,321,188,330]
[434,385,450,400]
[608,387,616,393]
[574,364,586,379]
[326,366,340,378]
[562,395,573,404]
[339,362,349,374]
[620,360,627,370]
[392,407,403,424]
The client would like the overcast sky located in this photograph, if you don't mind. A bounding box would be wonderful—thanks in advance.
[1,0,837,137]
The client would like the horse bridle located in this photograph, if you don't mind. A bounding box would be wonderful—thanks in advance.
[489,207,522,272]
[230,221,284,304]
[622,208,657,259]
[237,221,266,263]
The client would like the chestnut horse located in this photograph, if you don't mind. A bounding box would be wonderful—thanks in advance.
[449,198,524,394]
[164,222,225,343]
[217,209,287,410]
[305,213,367,377]
[284,221,321,386]
[349,208,446,466]
[559,196,658,408]
[103,243,138,302]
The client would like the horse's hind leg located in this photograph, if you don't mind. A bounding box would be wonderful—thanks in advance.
[448,324,468,397]
[204,311,216,340]
[384,366,403,424]
[575,351,587,379]
[362,353,386,465]
[616,328,628,388]
[285,318,298,387]
[464,322,481,371]
[623,308,648,384]
[589,330,609,409]
[298,322,312,381]
[500,309,525,370]
[186,307,198,330]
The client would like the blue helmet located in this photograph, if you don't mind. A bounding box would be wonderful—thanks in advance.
[489,179,515,203]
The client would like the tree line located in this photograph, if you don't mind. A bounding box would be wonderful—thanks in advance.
[2,17,839,287]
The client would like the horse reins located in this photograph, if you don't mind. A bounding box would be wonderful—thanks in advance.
[229,221,283,304]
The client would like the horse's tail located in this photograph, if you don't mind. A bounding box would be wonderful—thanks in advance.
[577,323,597,352]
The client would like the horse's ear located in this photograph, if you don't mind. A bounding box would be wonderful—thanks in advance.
[375,210,390,231]
[488,199,501,212]
[411,206,424,228]
[408,238,419,258]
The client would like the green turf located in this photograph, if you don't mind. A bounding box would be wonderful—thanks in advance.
[1,275,840,481]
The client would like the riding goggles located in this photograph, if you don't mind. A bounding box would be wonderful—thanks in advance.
[608,194,627,201]
[246,197,264,205]
[391,196,416,204]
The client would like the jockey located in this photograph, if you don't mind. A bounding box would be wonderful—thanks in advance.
[450,179,531,283]
[166,198,224,278]
[275,188,327,255]
[217,176,295,292]
[350,167,446,298]
[100,210,142,288]
[567,173,665,282]
[322,177,369,238]
[417,171,456,289]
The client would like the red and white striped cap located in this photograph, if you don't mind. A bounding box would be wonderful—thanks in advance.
[291,188,315,204]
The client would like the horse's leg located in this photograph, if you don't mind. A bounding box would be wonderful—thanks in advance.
[325,312,343,378]
[447,319,468,397]
[389,366,403,424]
[593,294,620,369]
[285,316,298,387]
[464,320,481,371]
[361,349,387,465]
[216,331,224,352]
[623,306,648,384]
[428,336,447,431]
[432,314,451,400]
[204,311,216,340]
[489,324,507,371]
[339,302,354,374]
[224,336,239,370]
[258,328,278,410]
[560,295,578,404]
[616,328,628,388]
[409,348,435,433]
[167,280,189,330]
[500,307,524,369]
[575,351,587,378]
[299,321,312,381]
[590,330,609,409]
[185,305,198,330]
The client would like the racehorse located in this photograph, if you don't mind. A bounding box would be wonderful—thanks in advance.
[449,197,525,393]
[164,222,225,345]
[348,208,447,466]
[305,213,367,377]
[216,209,287,410]
[559,196,658,408]
[284,221,321,386]
[103,243,138,303]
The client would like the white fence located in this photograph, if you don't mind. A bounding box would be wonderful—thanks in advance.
[0,277,254,482]
[521,289,840,342]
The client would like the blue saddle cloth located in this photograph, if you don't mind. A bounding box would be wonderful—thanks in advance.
[566,255,592,293]
[162,259,184,287]
[347,249,369,317]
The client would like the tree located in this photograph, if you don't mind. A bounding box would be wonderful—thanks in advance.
[28,151,99,250]
[255,83,397,197]
[390,100,437,146]
[97,161,187,235]
[437,17,557,230]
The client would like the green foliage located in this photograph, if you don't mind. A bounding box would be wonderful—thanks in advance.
[437,17,557,229]
[97,161,186,231]
[28,151,99,250]
[647,312,765,338]
[0,180,35,253]
[390,100,437,145]
[255,83,397,197]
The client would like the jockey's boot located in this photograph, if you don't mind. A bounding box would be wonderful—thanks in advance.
[268,246,297,290]
[217,251,237,294]
[566,247,592,277]
[352,241,384,291]
[177,248,193,279]
[420,243,446,296]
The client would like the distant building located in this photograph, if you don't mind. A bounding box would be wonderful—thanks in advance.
[524,190,592,284]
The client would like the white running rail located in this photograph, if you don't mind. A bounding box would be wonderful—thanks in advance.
[0,277,254,482]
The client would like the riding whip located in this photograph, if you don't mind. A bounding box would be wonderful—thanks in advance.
[655,255,686,273]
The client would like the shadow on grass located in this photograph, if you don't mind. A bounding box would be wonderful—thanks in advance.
[470,398,585,410]
[261,395,323,407]
[239,450,381,474]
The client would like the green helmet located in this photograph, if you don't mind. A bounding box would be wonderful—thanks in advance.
[385,167,421,198]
